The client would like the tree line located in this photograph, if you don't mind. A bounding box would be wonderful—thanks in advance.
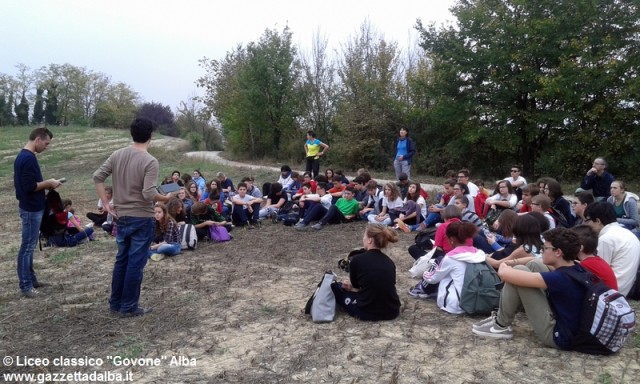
[197,0,640,181]
[0,63,223,151]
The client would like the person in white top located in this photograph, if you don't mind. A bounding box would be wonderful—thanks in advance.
[585,201,640,296]
[483,180,518,217]
[457,168,478,198]
[503,165,527,190]
[369,183,404,226]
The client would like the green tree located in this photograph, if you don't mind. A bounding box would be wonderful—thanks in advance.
[44,85,59,125]
[198,27,303,159]
[93,82,138,128]
[15,91,29,125]
[0,93,7,126]
[332,20,404,170]
[31,87,45,125]
[417,0,640,178]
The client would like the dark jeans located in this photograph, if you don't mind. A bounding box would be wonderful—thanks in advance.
[87,212,107,227]
[109,216,154,314]
[300,202,327,225]
[47,227,94,247]
[305,157,320,179]
[331,282,398,321]
[17,208,43,292]
[231,203,261,226]
[319,205,349,225]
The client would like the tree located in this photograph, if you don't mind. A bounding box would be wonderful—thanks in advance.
[44,85,59,125]
[299,30,338,147]
[176,97,224,150]
[417,0,640,178]
[93,82,139,128]
[31,87,45,125]
[136,102,178,137]
[198,27,303,159]
[15,91,29,125]
[332,20,404,170]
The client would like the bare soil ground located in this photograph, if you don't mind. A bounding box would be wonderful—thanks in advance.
[0,132,638,383]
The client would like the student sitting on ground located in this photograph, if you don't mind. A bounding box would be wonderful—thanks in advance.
[259,182,288,220]
[396,182,426,227]
[312,186,360,230]
[331,224,401,321]
[606,180,639,230]
[531,194,556,229]
[454,195,482,228]
[86,186,113,229]
[177,186,195,215]
[190,201,232,240]
[422,178,456,228]
[47,199,95,247]
[482,180,518,218]
[572,191,595,226]
[571,225,618,290]
[413,222,487,314]
[231,182,263,228]
[368,183,404,226]
[149,203,181,262]
[167,197,187,225]
[359,180,384,220]
[185,181,200,202]
[485,212,548,269]
[295,182,333,230]
[291,172,316,200]
[516,183,539,214]
[217,172,235,195]
[242,176,263,199]
[472,228,589,350]
[475,209,516,254]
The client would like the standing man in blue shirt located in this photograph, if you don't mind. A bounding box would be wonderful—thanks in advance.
[14,127,63,298]
[393,127,416,181]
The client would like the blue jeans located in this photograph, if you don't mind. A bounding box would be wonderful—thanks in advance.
[148,243,181,257]
[17,208,44,292]
[47,227,94,247]
[110,216,154,314]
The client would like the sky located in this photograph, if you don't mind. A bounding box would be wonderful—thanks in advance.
[0,0,457,110]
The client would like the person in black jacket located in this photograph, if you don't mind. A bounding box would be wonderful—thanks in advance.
[331,224,401,321]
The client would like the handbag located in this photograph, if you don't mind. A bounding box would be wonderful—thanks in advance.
[304,271,337,323]
[209,225,231,242]
[409,248,438,278]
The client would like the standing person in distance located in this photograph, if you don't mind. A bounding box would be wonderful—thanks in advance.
[304,130,329,179]
[93,117,173,317]
[393,127,416,180]
[14,127,62,298]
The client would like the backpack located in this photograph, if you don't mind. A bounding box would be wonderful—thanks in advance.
[548,207,570,228]
[179,223,197,250]
[304,271,337,323]
[563,266,636,355]
[40,190,68,237]
[458,262,501,315]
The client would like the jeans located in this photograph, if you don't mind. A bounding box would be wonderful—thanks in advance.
[110,216,154,314]
[47,227,94,247]
[300,202,327,225]
[231,203,260,225]
[149,242,181,257]
[393,159,410,180]
[17,208,44,292]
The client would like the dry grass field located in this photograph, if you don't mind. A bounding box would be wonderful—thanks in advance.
[0,127,638,383]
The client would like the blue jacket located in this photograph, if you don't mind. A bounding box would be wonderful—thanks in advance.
[580,171,615,199]
[394,137,416,164]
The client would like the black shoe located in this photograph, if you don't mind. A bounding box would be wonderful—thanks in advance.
[33,281,50,288]
[120,307,153,318]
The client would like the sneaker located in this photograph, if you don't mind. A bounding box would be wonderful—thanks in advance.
[472,311,497,330]
[150,253,165,262]
[22,288,41,298]
[396,220,411,233]
[120,307,153,318]
[408,284,429,299]
[247,223,255,230]
[294,222,307,230]
[312,223,324,230]
[270,212,278,224]
[472,318,513,339]
[32,281,49,288]
[85,222,94,229]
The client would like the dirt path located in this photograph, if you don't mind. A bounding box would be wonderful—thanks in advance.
[184,151,443,192]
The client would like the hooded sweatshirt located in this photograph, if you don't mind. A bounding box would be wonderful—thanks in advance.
[423,246,486,314]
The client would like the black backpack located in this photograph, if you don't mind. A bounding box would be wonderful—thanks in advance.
[40,190,68,237]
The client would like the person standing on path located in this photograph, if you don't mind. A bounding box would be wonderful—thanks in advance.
[14,127,63,298]
[393,127,416,180]
[304,130,329,179]
[93,117,172,317]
